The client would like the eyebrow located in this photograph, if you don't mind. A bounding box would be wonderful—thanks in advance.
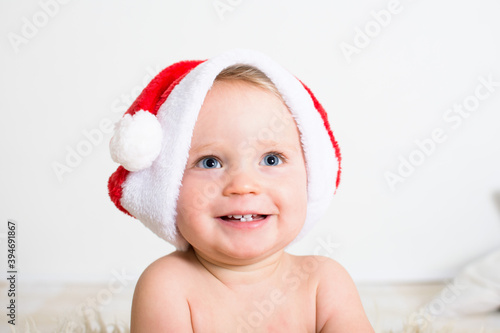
[190,140,300,156]
[189,142,224,155]
[255,139,302,152]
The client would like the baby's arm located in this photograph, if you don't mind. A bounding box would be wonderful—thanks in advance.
[130,256,193,332]
[315,257,374,332]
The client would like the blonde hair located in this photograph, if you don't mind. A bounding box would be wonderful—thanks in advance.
[214,64,284,101]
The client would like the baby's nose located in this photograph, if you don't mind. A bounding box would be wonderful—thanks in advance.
[222,167,262,196]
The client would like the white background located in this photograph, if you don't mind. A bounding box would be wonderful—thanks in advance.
[1,0,499,283]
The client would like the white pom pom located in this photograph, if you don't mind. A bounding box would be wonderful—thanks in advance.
[109,110,163,171]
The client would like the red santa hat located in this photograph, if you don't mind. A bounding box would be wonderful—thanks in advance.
[108,49,341,250]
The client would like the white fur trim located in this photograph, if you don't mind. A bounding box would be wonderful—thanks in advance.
[109,110,163,172]
[120,49,339,250]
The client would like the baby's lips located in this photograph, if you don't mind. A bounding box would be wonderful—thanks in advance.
[217,210,273,217]
[218,213,267,219]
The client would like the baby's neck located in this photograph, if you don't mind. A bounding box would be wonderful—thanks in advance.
[190,247,290,289]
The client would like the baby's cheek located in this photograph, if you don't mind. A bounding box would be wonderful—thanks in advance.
[287,179,308,217]
[293,192,308,220]
[276,179,306,207]
[178,189,207,219]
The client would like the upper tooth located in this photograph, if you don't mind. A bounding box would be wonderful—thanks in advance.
[233,215,242,219]
[243,214,252,219]
[228,215,233,218]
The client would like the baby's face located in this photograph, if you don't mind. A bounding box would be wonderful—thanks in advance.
[176,80,307,263]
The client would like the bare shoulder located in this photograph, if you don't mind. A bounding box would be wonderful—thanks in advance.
[311,256,374,333]
[287,254,351,284]
[130,250,197,333]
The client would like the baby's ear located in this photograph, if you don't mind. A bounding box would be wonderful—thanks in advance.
[110,110,163,172]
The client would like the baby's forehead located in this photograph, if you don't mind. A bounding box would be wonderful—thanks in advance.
[212,64,286,102]
[210,78,282,99]
[193,80,304,153]
[202,79,295,121]
[203,79,288,112]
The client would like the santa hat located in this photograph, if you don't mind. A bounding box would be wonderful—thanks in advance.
[108,49,341,250]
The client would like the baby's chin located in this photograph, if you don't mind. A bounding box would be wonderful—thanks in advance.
[193,236,297,266]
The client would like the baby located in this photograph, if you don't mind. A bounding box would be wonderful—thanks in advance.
[108,50,374,332]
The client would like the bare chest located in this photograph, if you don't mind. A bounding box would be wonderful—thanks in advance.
[188,284,316,333]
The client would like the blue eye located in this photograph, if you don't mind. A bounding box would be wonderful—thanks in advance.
[260,153,283,166]
[196,157,222,169]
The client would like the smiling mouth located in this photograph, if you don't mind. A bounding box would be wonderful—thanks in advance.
[219,214,268,222]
